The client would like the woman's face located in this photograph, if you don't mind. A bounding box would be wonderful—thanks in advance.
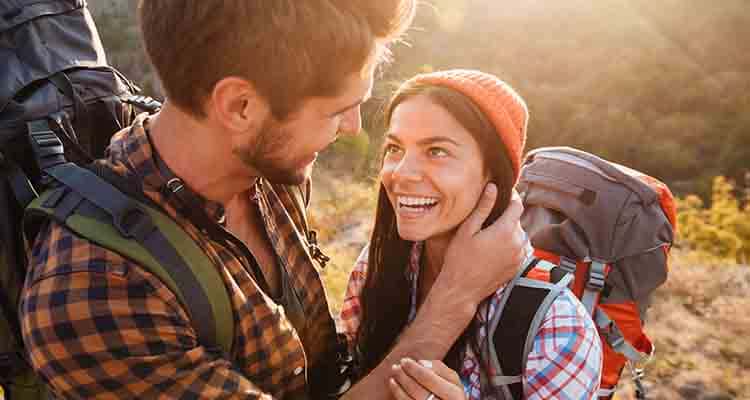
[382,94,489,242]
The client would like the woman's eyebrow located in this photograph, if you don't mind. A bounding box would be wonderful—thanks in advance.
[417,136,460,147]
[384,134,460,147]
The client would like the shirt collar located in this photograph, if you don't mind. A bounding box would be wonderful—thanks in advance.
[106,113,226,223]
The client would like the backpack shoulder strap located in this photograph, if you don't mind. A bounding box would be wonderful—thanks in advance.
[24,163,234,357]
[486,260,574,399]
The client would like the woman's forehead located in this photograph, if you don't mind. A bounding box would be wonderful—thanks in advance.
[387,95,475,145]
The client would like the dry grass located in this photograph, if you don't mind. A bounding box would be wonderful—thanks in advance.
[309,171,750,400]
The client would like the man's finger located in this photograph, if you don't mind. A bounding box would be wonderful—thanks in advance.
[478,190,523,238]
[458,183,497,236]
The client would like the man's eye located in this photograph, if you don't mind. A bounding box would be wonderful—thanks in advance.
[384,144,402,155]
[428,147,449,157]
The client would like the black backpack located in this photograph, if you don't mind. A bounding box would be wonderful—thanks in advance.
[0,1,145,397]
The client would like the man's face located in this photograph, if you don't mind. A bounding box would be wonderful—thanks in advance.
[234,70,374,185]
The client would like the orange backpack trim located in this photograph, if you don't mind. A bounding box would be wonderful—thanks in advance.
[528,249,655,395]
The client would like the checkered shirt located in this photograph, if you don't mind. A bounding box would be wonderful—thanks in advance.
[339,243,602,400]
[20,115,338,399]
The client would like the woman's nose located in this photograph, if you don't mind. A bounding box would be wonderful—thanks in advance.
[392,153,423,182]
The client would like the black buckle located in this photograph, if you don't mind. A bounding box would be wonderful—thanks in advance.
[27,119,66,184]
[113,207,155,241]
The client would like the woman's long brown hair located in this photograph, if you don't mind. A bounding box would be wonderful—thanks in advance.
[355,82,517,374]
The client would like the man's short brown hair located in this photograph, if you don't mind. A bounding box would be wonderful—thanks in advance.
[138,1,416,118]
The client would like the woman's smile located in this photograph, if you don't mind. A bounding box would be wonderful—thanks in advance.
[395,195,441,219]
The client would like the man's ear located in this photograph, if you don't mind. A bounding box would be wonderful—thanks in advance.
[205,77,270,133]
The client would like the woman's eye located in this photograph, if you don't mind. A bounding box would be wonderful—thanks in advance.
[428,147,449,157]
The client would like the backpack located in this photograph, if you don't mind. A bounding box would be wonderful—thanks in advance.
[0,1,225,398]
[485,147,676,400]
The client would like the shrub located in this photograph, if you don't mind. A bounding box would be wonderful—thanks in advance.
[676,176,750,263]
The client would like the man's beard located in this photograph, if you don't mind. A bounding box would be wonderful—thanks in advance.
[234,117,313,185]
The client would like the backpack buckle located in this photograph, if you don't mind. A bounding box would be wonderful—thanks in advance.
[113,207,155,241]
[558,256,577,275]
[586,261,606,292]
[27,119,66,183]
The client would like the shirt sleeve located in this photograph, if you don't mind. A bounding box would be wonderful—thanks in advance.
[523,290,603,400]
[20,222,275,399]
[337,245,370,350]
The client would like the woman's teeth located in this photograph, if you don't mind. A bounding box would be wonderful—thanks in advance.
[397,196,439,210]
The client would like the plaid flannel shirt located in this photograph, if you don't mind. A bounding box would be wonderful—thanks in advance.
[20,115,338,399]
[340,243,602,400]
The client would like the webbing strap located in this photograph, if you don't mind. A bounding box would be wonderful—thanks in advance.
[41,163,231,355]
[597,388,617,398]
[490,374,522,386]
[0,155,38,208]
[594,310,650,363]
[582,261,606,315]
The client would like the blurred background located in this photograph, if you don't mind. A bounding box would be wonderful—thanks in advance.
[88,1,749,399]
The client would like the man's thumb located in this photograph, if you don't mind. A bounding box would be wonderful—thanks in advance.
[459,183,497,236]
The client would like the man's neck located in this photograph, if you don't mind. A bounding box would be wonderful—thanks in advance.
[148,103,258,205]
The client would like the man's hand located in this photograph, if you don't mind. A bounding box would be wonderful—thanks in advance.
[434,184,528,312]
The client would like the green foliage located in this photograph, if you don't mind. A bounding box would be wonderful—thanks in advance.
[677,176,750,263]
[318,131,372,177]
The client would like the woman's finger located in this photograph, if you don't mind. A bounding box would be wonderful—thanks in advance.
[392,361,431,400]
[389,377,414,400]
[401,359,466,400]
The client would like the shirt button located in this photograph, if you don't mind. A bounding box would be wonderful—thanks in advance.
[294,366,304,376]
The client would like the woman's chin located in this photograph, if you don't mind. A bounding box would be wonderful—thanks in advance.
[396,225,431,242]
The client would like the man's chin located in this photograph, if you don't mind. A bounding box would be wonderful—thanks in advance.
[262,163,313,186]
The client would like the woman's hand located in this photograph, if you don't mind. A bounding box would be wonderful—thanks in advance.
[389,358,466,400]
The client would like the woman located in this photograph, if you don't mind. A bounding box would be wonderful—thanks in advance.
[339,70,602,400]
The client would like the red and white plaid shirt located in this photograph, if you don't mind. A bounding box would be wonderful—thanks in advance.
[339,243,602,400]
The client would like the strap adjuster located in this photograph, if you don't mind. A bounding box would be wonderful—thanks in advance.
[114,207,155,240]
[558,256,577,274]
[27,119,66,182]
[586,261,607,291]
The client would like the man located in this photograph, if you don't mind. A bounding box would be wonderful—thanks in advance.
[20,1,528,398]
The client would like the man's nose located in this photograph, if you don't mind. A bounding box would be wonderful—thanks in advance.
[338,106,362,136]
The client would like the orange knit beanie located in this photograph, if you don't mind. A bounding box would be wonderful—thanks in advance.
[401,69,529,183]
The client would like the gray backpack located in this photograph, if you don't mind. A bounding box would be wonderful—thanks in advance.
[485,147,676,400]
